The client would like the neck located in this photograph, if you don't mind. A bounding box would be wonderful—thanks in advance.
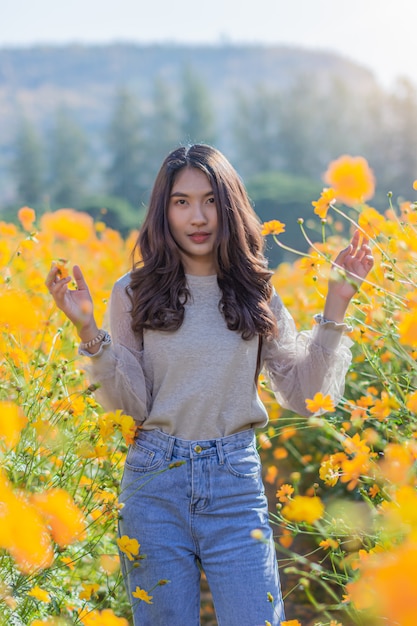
[181,257,217,276]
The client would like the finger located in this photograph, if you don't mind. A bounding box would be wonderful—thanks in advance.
[350,230,360,255]
[45,264,60,289]
[72,265,89,291]
[333,244,353,265]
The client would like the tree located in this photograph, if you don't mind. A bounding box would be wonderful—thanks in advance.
[246,171,322,269]
[47,107,90,208]
[146,77,181,178]
[12,116,44,207]
[385,78,417,197]
[231,87,282,177]
[106,87,148,207]
[180,65,216,145]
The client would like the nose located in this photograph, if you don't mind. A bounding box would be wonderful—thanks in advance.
[190,202,208,226]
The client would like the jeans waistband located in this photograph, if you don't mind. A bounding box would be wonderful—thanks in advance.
[136,428,256,463]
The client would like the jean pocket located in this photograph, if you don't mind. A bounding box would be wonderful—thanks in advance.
[124,441,165,472]
[224,445,262,479]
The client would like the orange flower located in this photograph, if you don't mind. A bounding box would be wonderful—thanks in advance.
[369,484,380,499]
[347,539,417,623]
[281,620,302,626]
[31,489,86,546]
[273,447,288,460]
[261,220,286,236]
[305,392,335,414]
[53,258,69,279]
[18,206,36,231]
[265,465,278,484]
[312,187,336,218]
[276,483,294,503]
[324,155,375,207]
[320,538,339,550]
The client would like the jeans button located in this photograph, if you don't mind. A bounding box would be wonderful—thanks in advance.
[194,445,202,453]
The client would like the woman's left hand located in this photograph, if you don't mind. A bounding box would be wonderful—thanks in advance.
[328,229,374,304]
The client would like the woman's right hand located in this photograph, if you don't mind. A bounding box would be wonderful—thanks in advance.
[45,264,99,342]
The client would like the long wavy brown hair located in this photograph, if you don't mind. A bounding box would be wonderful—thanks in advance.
[129,144,277,340]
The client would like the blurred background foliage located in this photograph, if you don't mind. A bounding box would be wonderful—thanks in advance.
[1,43,416,269]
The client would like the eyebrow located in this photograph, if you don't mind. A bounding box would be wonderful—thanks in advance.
[170,190,214,198]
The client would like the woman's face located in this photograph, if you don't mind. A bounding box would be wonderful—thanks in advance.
[167,167,218,276]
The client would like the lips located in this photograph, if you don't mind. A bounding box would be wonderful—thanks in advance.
[188,232,211,244]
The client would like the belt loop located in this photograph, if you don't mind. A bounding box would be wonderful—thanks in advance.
[165,436,175,461]
[216,439,225,465]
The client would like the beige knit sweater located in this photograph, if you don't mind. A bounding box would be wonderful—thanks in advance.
[80,273,353,440]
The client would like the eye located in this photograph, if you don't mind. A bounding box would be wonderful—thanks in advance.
[207,196,215,204]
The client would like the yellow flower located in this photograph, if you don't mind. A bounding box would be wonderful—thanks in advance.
[281,620,302,626]
[358,205,386,238]
[305,392,335,414]
[0,472,54,573]
[406,390,417,413]
[132,586,153,604]
[281,495,324,525]
[312,187,336,218]
[78,608,129,625]
[18,206,36,231]
[117,535,140,561]
[31,488,86,547]
[117,413,137,446]
[413,179,417,191]
[27,586,51,603]
[324,155,375,206]
[319,455,343,487]
[261,220,286,236]
[0,402,28,448]
[398,308,417,348]
[369,391,400,421]
[99,554,120,575]
[40,208,96,243]
[79,583,100,601]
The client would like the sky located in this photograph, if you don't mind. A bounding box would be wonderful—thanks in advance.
[1,0,416,88]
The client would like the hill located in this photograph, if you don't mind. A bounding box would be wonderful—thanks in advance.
[0,42,377,145]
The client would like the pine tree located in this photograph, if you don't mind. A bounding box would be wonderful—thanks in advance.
[146,77,181,177]
[106,87,147,207]
[48,107,90,208]
[180,65,216,146]
[12,116,44,207]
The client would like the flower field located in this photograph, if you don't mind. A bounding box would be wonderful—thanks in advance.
[1,157,417,625]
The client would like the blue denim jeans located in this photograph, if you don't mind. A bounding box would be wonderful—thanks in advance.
[118,428,285,625]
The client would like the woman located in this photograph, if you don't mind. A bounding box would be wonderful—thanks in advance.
[46,144,373,625]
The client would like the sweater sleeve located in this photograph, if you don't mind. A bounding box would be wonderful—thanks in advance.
[262,290,353,417]
[79,274,149,424]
